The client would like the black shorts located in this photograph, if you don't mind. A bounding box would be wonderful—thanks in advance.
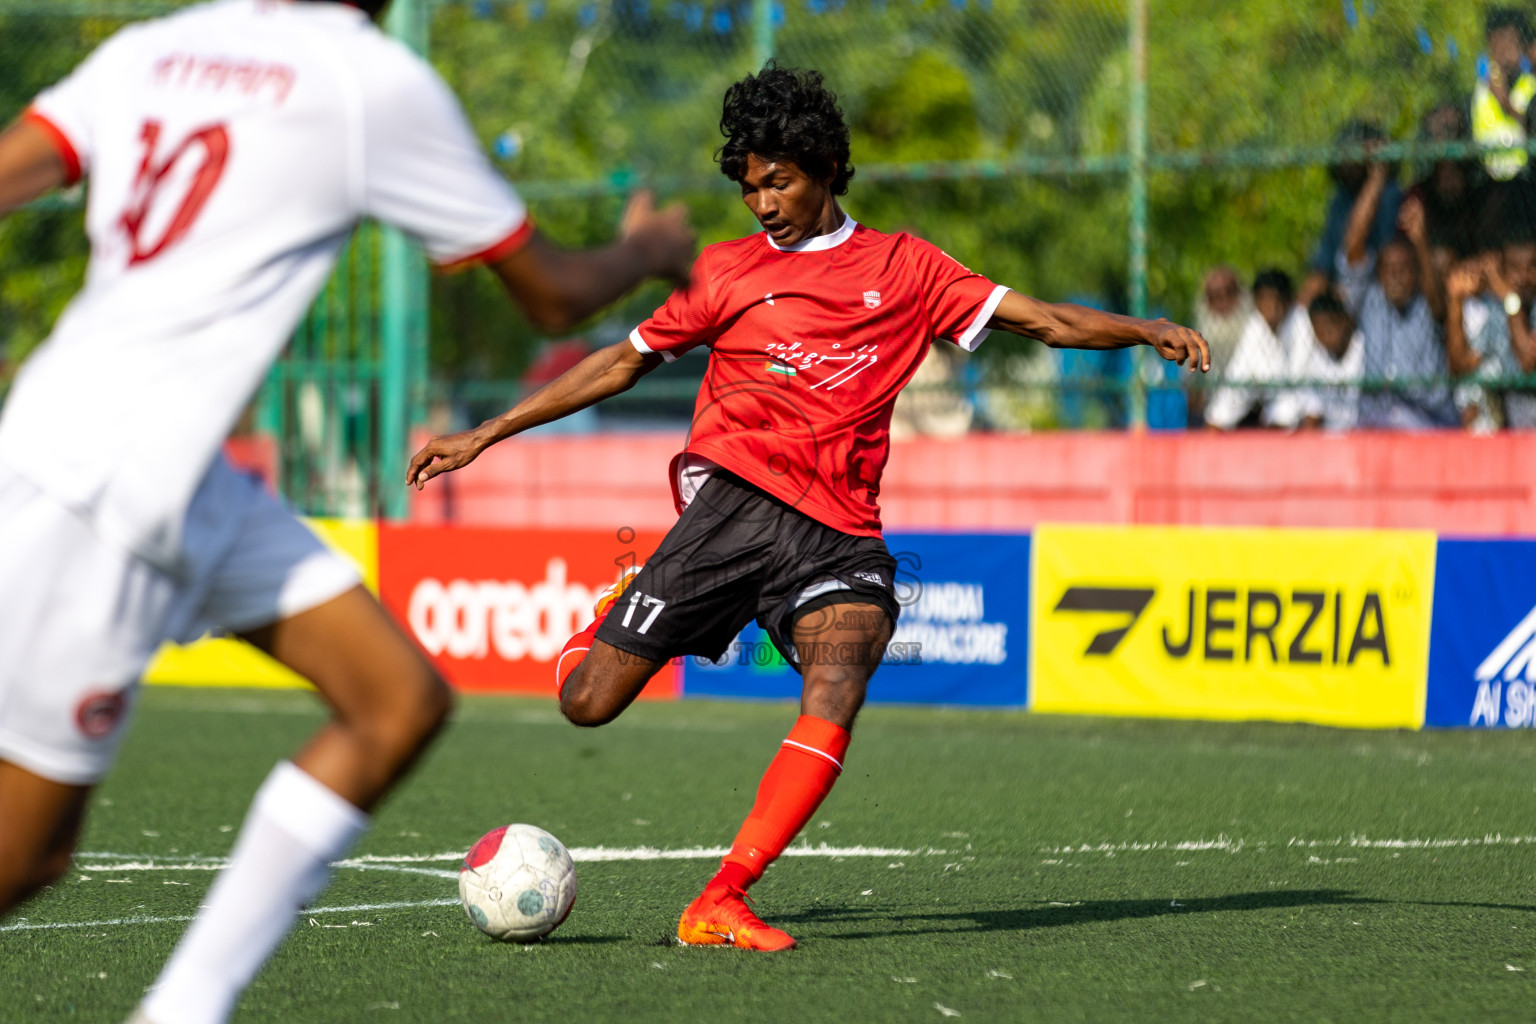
[594,471,900,672]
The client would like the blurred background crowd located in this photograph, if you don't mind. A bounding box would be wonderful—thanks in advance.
[0,0,1524,516]
[1192,8,1536,434]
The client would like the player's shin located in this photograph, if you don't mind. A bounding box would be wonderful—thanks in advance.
[710,714,851,890]
[137,762,366,1024]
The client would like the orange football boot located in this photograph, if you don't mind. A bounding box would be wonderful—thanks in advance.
[593,566,641,618]
[677,885,797,952]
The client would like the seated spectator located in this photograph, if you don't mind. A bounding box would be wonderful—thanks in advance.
[1190,266,1249,422]
[1445,233,1536,430]
[1204,269,1307,430]
[1269,294,1364,431]
[1299,120,1402,305]
[1476,9,1536,238]
[1337,161,1459,429]
[1407,101,1488,273]
[1194,265,1249,372]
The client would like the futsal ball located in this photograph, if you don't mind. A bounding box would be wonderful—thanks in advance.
[458,823,578,941]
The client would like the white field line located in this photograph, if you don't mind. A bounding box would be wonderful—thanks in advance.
[1287,833,1536,851]
[1042,833,1536,857]
[12,843,929,936]
[73,842,936,874]
[0,898,460,934]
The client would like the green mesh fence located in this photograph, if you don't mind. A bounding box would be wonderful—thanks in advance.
[0,1,1526,511]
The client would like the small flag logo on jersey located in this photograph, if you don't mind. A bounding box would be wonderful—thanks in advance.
[863,291,881,309]
[767,362,797,376]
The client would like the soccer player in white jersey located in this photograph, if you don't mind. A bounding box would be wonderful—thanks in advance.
[0,1,694,1021]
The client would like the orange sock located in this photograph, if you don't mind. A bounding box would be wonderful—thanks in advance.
[554,613,605,696]
[707,715,851,891]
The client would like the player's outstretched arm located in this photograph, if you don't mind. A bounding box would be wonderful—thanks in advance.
[0,119,72,216]
[489,191,695,334]
[987,289,1211,372]
[406,340,663,489]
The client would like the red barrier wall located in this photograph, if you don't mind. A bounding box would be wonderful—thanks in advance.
[410,431,1536,536]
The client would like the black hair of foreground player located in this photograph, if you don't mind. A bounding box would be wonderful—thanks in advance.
[717,62,855,196]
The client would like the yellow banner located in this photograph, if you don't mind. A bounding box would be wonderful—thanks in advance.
[143,519,377,689]
[1030,525,1436,729]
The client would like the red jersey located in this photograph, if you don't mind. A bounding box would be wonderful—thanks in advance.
[630,218,1007,536]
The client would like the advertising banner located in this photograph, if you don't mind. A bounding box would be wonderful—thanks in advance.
[683,533,1031,707]
[1030,524,1436,728]
[1425,540,1536,729]
[378,525,679,697]
[144,518,376,689]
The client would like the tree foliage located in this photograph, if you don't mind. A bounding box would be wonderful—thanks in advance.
[0,0,1493,384]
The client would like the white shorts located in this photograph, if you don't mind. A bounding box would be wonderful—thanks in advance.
[0,457,360,785]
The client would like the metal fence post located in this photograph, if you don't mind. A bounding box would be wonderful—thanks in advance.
[753,0,776,71]
[1127,0,1149,430]
[380,0,430,520]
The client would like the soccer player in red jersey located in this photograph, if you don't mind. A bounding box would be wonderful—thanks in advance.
[409,64,1210,951]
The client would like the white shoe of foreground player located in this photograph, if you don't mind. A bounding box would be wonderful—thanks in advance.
[123,1010,159,1024]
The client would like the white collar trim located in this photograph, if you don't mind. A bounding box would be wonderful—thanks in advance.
[765,216,857,253]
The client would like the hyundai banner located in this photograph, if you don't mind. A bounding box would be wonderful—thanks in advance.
[682,533,1031,706]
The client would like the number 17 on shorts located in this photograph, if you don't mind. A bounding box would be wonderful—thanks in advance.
[617,589,666,635]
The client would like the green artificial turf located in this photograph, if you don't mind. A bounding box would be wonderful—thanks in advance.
[4,686,1536,1023]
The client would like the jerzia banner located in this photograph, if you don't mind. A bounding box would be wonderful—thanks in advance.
[1030,525,1437,729]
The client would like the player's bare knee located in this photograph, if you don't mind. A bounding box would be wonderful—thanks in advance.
[559,677,619,728]
[802,665,868,723]
[390,668,453,750]
[346,663,453,762]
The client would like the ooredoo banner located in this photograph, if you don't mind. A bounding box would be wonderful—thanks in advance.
[1425,539,1536,729]
[1030,524,1436,729]
[682,532,1031,706]
[377,525,679,697]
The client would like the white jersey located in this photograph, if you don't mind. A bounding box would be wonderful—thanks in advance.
[0,0,528,571]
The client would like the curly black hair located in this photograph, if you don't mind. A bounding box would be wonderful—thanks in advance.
[717,63,855,195]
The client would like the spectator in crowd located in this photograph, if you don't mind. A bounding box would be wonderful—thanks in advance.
[1268,293,1364,431]
[1190,265,1248,422]
[1299,120,1402,307]
[1407,101,1488,274]
[1445,232,1536,430]
[1204,268,1305,430]
[1476,10,1536,184]
[1194,265,1249,370]
[1337,161,1459,428]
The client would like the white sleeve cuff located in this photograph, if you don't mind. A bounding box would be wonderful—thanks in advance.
[629,327,675,363]
[953,286,1011,352]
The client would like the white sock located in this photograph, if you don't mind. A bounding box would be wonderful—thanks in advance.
[140,762,368,1024]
